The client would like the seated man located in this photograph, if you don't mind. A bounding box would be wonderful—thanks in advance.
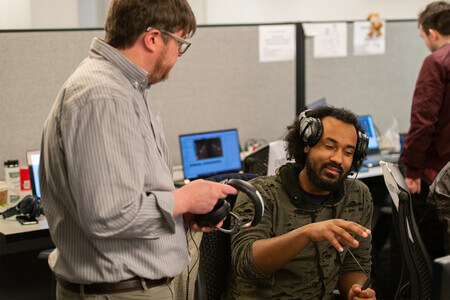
[225,106,376,299]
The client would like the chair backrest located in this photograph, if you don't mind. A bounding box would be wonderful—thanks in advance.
[381,162,433,300]
[243,140,291,176]
[243,145,269,176]
[195,173,259,300]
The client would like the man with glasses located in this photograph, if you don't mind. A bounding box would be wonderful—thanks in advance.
[39,1,235,299]
[149,27,192,55]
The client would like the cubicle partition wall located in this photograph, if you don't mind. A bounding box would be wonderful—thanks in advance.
[0,25,296,180]
[304,20,429,134]
[0,20,429,180]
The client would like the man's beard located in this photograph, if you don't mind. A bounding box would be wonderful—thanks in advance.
[305,156,349,192]
[148,53,171,84]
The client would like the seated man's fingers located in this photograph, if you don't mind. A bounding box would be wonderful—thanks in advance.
[360,287,376,296]
[332,226,359,247]
[338,220,371,238]
[326,233,344,252]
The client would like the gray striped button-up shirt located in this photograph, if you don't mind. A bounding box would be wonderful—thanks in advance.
[39,38,189,284]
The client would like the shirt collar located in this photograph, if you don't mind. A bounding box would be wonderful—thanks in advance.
[279,163,345,209]
[89,38,149,88]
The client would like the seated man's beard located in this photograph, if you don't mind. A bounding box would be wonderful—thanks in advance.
[305,156,348,191]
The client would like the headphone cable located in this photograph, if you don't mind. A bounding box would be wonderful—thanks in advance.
[185,224,200,300]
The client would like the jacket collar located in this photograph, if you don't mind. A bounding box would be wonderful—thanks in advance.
[278,163,346,210]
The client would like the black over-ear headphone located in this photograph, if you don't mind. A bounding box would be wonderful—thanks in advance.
[2,195,43,219]
[194,179,264,234]
[298,110,369,172]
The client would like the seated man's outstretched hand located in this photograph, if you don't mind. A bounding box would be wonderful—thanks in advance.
[302,219,371,252]
[348,283,376,300]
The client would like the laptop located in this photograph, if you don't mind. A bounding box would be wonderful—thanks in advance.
[179,129,242,180]
[26,150,41,199]
[357,115,399,167]
[306,97,326,109]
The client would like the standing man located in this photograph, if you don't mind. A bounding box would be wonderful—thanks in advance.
[39,0,235,299]
[401,1,450,199]
[225,106,376,299]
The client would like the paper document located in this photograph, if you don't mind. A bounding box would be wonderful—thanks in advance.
[304,23,347,58]
[259,25,296,62]
[353,21,386,55]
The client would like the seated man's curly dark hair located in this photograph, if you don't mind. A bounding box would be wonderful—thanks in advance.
[284,106,365,167]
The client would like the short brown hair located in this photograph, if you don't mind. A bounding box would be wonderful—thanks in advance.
[418,1,450,36]
[104,0,196,49]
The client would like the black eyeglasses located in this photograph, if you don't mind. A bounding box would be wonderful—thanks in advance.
[146,27,191,55]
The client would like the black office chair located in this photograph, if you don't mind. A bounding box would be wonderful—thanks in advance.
[380,162,433,300]
[243,145,269,176]
[195,173,259,300]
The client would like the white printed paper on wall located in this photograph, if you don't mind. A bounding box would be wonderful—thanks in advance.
[310,23,347,58]
[259,25,296,62]
[353,20,386,56]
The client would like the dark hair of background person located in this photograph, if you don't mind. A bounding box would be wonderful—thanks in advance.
[284,106,364,167]
[418,1,450,35]
[104,0,197,49]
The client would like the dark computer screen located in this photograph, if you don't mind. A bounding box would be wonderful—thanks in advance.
[179,129,242,180]
[357,115,379,150]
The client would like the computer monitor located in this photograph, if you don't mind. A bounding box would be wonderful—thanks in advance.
[26,150,41,198]
[357,115,379,152]
[179,129,242,180]
[306,97,326,109]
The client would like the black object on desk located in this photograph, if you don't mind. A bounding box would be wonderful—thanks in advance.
[16,215,39,225]
[2,195,42,219]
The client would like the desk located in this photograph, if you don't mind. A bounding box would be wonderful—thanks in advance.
[0,215,53,255]
[0,215,54,299]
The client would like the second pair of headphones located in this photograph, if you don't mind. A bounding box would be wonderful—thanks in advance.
[2,195,43,219]
[298,110,369,172]
[194,179,264,234]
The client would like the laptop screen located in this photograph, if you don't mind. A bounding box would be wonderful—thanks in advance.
[179,129,242,180]
[26,151,41,198]
[306,97,326,109]
[357,115,379,150]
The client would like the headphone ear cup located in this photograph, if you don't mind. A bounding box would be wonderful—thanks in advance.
[17,196,42,219]
[299,110,323,146]
[307,118,323,146]
[352,131,369,171]
[30,197,42,219]
[194,199,230,228]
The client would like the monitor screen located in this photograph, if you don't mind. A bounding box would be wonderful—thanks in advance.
[26,151,41,198]
[306,97,326,109]
[357,115,379,150]
[179,129,242,180]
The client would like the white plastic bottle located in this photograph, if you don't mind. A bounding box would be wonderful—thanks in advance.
[4,160,21,205]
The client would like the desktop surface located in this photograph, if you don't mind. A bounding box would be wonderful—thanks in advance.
[0,215,51,255]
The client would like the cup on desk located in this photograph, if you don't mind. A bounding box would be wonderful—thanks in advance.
[0,181,8,206]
